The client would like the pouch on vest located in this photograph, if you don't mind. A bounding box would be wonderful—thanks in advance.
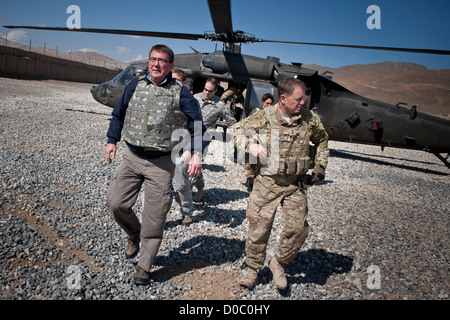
[286,156,297,175]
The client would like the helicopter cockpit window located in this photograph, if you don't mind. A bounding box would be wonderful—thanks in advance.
[111,68,128,83]
[117,69,136,86]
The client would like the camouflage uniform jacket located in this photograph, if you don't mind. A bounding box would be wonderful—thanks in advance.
[232,103,329,185]
[194,92,237,130]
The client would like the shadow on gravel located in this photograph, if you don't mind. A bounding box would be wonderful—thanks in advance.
[151,235,244,282]
[201,187,249,205]
[200,208,247,228]
[165,187,248,230]
[165,206,247,230]
[331,149,447,175]
[259,248,353,295]
[202,164,227,172]
[165,206,246,230]
[64,108,110,116]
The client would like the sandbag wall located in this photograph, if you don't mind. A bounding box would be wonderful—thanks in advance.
[0,45,120,84]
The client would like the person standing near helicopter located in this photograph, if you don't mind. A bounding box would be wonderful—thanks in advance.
[104,44,207,286]
[232,78,329,290]
[187,77,237,203]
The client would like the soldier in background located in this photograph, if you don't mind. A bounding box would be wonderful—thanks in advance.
[172,68,187,86]
[189,77,237,203]
[249,92,274,116]
[221,83,245,121]
[172,69,203,225]
[232,78,329,290]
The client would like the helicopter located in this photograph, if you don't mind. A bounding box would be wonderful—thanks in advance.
[4,0,450,168]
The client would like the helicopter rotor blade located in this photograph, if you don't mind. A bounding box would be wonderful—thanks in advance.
[257,38,450,55]
[207,0,233,36]
[3,25,205,41]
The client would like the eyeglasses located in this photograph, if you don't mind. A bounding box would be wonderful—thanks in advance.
[284,96,306,102]
[204,87,216,93]
[148,57,170,64]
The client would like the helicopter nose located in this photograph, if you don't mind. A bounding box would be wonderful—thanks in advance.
[90,85,105,104]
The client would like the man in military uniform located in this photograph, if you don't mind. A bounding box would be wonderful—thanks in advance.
[105,44,207,286]
[221,83,245,121]
[184,77,236,203]
[171,69,203,225]
[232,78,329,290]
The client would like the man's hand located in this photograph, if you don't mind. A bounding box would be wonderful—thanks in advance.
[105,143,117,163]
[248,143,267,160]
[310,165,325,184]
[179,150,191,164]
[187,153,202,178]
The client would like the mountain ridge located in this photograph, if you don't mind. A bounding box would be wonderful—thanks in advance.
[302,62,449,119]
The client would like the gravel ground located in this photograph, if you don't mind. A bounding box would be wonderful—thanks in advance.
[0,77,448,301]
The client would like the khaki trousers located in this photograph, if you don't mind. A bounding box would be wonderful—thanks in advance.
[173,163,204,217]
[107,146,175,271]
[245,175,310,270]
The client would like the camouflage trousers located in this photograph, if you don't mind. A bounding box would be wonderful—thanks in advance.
[244,174,310,270]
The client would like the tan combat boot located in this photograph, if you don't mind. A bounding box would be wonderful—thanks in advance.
[268,257,287,290]
[239,267,258,289]
[125,237,140,259]
[193,188,204,202]
[134,265,150,286]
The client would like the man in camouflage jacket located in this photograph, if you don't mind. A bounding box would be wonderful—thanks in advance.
[186,77,237,202]
[232,78,329,290]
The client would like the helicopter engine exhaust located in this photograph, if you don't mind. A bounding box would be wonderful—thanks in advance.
[202,51,279,81]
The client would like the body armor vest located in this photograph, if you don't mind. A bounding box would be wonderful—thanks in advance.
[260,104,313,178]
[122,78,188,152]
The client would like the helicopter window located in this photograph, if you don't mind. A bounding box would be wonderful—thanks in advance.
[111,68,128,82]
[111,66,142,86]
[117,70,136,86]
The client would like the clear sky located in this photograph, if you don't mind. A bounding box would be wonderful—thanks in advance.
[1,0,449,69]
